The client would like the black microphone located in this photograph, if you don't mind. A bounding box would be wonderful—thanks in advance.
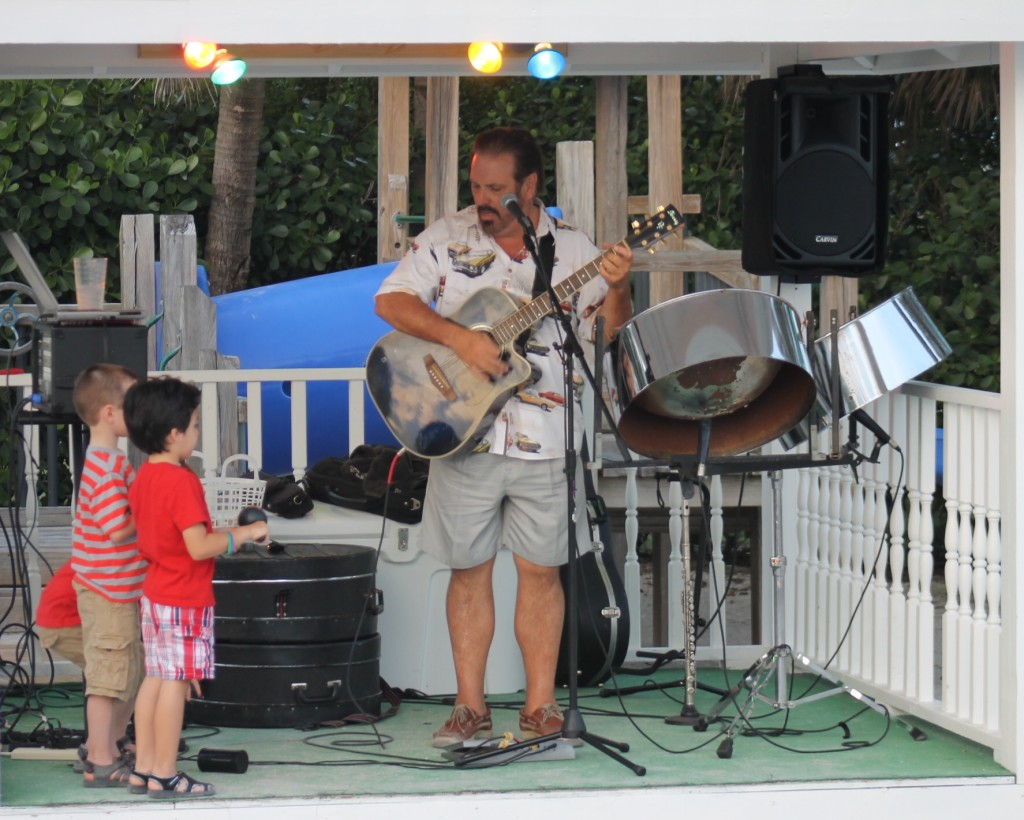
[500,193,535,235]
[851,408,899,451]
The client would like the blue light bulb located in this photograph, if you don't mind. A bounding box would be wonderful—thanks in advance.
[528,47,565,80]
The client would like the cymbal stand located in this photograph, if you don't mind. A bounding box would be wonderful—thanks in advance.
[696,469,890,758]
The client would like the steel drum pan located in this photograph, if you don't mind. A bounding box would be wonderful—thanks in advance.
[606,286,951,459]
[812,286,951,423]
[608,289,817,458]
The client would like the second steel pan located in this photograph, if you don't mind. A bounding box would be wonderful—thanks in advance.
[608,289,817,458]
[812,286,952,422]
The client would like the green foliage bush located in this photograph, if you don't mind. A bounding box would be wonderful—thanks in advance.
[0,71,1003,507]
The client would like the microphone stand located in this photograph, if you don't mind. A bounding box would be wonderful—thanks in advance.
[456,211,644,776]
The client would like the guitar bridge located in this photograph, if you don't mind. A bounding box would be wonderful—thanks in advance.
[423,354,457,402]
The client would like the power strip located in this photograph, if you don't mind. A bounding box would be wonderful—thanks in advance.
[8,747,79,761]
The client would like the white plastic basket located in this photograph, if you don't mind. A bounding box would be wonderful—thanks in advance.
[201,454,267,528]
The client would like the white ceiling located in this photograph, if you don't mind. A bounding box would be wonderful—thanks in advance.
[0,0,1018,79]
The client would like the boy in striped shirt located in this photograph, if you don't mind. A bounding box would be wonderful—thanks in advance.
[69,363,145,788]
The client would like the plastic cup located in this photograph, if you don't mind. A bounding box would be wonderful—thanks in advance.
[73,257,108,310]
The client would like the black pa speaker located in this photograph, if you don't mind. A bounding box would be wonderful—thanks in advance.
[742,65,895,281]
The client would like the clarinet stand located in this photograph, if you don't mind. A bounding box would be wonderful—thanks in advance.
[600,470,728,710]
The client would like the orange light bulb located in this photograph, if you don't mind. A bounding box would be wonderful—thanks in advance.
[182,41,218,70]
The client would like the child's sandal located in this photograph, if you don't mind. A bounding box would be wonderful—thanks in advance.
[148,771,216,799]
[82,759,131,788]
[127,769,149,795]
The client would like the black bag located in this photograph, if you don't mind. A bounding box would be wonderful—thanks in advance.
[306,445,429,524]
[363,448,429,524]
[259,473,314,519]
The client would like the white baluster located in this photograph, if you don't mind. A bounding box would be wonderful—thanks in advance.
[623,467,642,657]
[837,463,854,670]
[198,382,219,478]
[904,395,923,698]
[804,463,821,659]
[827,464,842,658]
[666,475,685,650]
[708,475,726,650]
[290,380,309,479]
[871,406,892,685]
[848,458,866,676]
[864,454,880,679]
[795,465,811,652]
[884,396,906,692]
[984,409,1001,731]
[815,454,832,661]
[916,396,937,704]
[245,379,264,471]
[970,408,988,724]
[942,405,960,714]
[955,405,975,720]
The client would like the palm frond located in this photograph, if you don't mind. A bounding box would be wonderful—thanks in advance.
[130,77,217,108]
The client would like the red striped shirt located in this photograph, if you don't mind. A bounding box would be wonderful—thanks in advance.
[70,447,147,603]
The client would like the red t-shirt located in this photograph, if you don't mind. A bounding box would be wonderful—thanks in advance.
[129,461,216,608]
[36,561,81,629]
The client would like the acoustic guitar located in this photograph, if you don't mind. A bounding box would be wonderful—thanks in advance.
[366,206,684,459]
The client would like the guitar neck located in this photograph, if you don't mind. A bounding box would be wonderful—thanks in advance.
[487,206,682,347]
[489,250,610,347]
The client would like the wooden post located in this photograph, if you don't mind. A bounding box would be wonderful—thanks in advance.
[647,76,685,306]
[425,77,459,226]
[378,77,410,263]
[158,215,197,372]
[595,77,629,247]
[555,141,595,242]
[819,277,860,337]
[119,214,157,372]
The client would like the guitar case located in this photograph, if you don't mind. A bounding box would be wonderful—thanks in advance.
[186,543,383,728]
[556,491,630,687]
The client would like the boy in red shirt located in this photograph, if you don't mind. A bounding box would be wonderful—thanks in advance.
[69,364,145,787]
[124,376,269,799]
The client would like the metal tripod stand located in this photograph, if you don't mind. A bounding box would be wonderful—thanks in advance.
[697,469,889,757]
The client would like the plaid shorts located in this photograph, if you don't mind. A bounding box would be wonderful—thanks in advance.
[139,595,215,680]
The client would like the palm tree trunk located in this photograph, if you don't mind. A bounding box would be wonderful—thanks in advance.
[206,78,265,295]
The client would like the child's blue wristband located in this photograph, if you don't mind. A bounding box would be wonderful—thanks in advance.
[226,531,235,556]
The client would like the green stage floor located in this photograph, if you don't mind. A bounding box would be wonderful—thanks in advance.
[0,667,1011,809]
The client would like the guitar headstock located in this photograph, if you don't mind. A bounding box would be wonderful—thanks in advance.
[627,204,684,253]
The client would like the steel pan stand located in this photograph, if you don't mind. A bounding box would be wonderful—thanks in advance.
[695,468,889,758]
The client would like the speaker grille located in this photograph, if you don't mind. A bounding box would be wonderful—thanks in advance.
[774,151,874,259]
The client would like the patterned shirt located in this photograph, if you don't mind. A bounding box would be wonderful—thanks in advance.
[70,446,146,602]
[376,204,609,459]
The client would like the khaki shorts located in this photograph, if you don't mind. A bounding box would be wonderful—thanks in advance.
[420,454,570,569]
[36,625,86,670]
[74,582,144,702]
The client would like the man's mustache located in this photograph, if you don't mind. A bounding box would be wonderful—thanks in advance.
[478,206,499,217]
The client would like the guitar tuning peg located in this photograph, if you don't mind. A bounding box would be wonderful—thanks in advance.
[630,220,639,230]
[656,204,664,212]
[648,247,656,254]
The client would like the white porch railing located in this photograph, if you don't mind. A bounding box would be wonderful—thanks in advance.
[791,382,1005,755]
[3,369,1012,765]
